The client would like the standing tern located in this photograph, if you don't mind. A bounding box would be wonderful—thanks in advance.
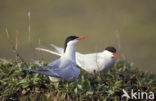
[21,36,87,82]
[36,44,118,74]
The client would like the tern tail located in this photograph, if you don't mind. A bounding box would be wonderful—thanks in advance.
[36,48,61,56]
[50,43,64,54]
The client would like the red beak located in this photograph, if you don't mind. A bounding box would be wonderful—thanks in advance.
[76,36,88,40]
[113,53,119,59]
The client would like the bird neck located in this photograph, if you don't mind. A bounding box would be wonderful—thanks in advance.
[64,44,76,63]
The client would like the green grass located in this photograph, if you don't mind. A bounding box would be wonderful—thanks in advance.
[0,59,155,101]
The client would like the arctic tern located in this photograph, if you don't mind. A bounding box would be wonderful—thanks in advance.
[21,36,87,82]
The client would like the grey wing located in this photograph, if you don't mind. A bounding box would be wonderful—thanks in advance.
[47,58,61,69]
[20,68,60,77]
[33,59,61,70]
[54,62,80,81]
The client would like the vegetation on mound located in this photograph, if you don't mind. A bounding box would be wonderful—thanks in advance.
[0,59,155,101]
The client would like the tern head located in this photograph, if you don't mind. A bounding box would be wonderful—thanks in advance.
[64,36,87,52]
[105,46,119,59]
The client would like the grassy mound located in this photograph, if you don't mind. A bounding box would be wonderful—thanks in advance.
[0,59,155,101]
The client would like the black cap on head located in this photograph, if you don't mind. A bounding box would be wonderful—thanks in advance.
[105,46,116,53]
[64,36,78,52]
